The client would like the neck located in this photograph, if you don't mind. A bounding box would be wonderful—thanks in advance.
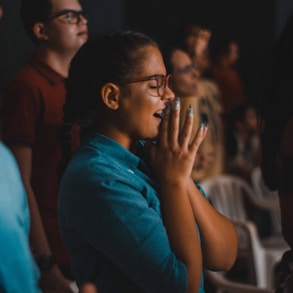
[35,48,75,78]
[95,119,133,151]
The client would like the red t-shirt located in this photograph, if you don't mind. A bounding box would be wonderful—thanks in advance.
[2,54,78,267]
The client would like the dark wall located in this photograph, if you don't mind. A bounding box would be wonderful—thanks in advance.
[275,0,293,37]
[82,0,125,36]
[0,0,292,103]
[125,0,276,103]
[0,0,34,95]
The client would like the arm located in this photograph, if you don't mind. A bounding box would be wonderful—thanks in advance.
[159,181,202,293]
[187,179,239,271]
[9,145,73,293]
[149,99,208,292]
[80,284,98,293]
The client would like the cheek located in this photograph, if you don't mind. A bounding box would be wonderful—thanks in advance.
[131,99,155,120]
[57,25,78,38]
[62,28,76,40]
[122,87,160,126]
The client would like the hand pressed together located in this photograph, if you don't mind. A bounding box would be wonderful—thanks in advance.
[148,97,208,185]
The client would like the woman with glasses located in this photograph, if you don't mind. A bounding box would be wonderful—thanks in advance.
[162,45,224,183]
[58,30,238,293]
[171,24,225,183]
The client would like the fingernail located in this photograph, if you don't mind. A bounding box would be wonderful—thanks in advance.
[188,104,193,116]
[200,112,208,125]
[163,103,171,115]
[175,97,180,109]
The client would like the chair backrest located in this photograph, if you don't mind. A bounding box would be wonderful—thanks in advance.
[200,174,259,254]
[200,174,287,289]
[200,174,254,222]
[250,167,281,235]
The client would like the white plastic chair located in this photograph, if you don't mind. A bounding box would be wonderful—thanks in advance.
[250,166,282,236]
[200,174,289,289]
[205,270,274,293]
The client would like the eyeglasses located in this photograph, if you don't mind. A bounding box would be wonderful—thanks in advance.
[43,9,88,24]
[124,74,172,97]
[176,63,198,75]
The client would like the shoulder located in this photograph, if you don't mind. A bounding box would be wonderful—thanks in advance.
[0,142,21,180]
[5,67,43,102]
[202,78,220,91]
[10,63,41,84]
[0,143,28,228]
[0,142,14,163]
[61,146,128,194]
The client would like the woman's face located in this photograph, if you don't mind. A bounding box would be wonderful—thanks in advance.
[228,42,239,64]
[171,49,199,97]
[116,45,175,146]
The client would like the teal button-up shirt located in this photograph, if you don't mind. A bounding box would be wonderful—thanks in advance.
[59,133,205,293]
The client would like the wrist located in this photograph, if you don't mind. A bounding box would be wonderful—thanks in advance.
[36,254,55,272]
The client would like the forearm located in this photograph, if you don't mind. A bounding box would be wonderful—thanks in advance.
[187,179,238,270]
[24,185,52,257]
[9,145,53,258]
[10,145,73,291]
[160,181,202,293]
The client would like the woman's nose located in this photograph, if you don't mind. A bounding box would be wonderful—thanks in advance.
[163,86,175,102]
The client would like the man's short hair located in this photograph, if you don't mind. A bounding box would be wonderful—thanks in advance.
[20,0,52,43]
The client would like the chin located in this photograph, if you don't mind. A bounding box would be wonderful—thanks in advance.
[145,132,159,141]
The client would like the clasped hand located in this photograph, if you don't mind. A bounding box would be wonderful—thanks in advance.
[148,97,208,185]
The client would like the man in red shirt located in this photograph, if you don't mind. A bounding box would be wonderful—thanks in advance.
[2,0,88,291]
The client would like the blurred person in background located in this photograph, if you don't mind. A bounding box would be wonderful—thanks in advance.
[1,0,88,291]
[174,23,211,76]
[224,103,260,182]
[257,13,293,293]
[172,23,225,182]
[210,38,248,126]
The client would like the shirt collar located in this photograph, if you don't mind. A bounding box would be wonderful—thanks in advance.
[85,132,142,169]
[29,53,65,85]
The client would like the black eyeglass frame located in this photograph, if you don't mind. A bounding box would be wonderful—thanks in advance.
[123,74,172,97]
[42,9,88,24]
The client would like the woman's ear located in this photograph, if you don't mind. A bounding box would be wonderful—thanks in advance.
[101,83,120,110]
[33,22,49,41]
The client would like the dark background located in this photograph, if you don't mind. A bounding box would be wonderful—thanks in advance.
[0,0,293,103]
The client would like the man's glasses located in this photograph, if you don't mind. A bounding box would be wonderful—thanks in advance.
[176,64,198,75]
[124,74,172,97]
[43,9,88,24]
